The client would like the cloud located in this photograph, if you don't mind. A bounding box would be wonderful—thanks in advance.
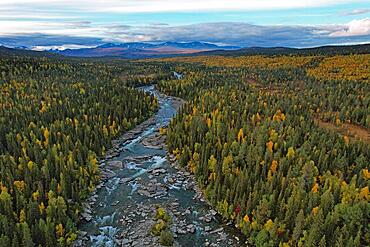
[342,8,370,16]
[1,19,369,48]
[0,0,361,13]
[0,34,102,47]
[329,18,370,37]
[0,13,79,20]
[31,44,96,51]
[93,21,370,47]
[0,20,110,38]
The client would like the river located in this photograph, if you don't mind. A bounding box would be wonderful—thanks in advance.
[77,85,246,247]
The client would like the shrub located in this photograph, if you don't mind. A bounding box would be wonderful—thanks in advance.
[160,230,174,246]
[155,207,171,222]
[151,220,166,236]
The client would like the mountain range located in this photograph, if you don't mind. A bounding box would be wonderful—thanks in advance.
[1,43,369,59]
[50,42,239,59]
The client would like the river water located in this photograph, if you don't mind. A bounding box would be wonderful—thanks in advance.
[78,86,245,247]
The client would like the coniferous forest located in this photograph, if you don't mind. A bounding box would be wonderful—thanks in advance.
[155,54,370,246]
[0,51,369,246]
[0,56,169,246]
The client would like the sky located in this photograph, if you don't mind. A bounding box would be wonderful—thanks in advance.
[0,0,369,49]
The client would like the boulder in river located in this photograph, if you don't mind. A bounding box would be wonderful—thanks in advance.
[150,168,167,176]
[111,200,120,206]
[186,224,196,234]
[209,227,223,235]
[209,209,217,216]
[100,169,116,180]
[108,160,123,169]
[120,177,135,184]
[137,189,152,197]
[141,133,166,149]
[205,226,211,232]
[81,212,92,222]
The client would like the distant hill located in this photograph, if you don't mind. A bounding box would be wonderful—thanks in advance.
[0,45,58,58]
[1,43,369,60]
[51,42,239,58]
[193,44,370,56]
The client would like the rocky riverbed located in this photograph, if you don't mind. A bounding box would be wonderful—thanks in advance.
[75,86,247,247]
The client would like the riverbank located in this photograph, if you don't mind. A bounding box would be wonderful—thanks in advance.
[75,87,246,247]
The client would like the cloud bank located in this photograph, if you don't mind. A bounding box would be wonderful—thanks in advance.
[342,8,370,16]
[329,18,370,37]
[0,0,369,48]
[0,0,362,13]
[1,19,369,48]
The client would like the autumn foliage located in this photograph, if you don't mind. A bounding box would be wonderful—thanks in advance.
[157,53,369,246]
[0,56,162,246]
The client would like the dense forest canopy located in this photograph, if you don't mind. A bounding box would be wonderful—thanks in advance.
[0,56,174,246]
[0,49,368,246]
[153,54,370,246]
[190,43,370,57]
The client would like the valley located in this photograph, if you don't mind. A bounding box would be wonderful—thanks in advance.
[77,86,244,246]
[0,46,368,247]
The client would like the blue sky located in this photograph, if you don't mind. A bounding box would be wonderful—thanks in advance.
[0,0,369,48]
